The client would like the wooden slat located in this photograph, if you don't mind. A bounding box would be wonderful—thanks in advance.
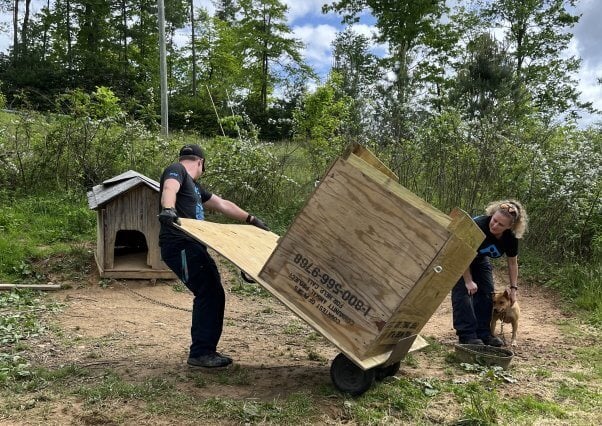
[448,208,485,248]
[343,143,399,180]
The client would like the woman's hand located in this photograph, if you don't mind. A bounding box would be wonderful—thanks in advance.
[508,287,518,305]
[465,280,478,295]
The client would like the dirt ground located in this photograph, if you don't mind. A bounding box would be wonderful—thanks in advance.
[6,251,601,425]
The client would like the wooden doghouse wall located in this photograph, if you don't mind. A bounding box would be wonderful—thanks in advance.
[96,185,162,273]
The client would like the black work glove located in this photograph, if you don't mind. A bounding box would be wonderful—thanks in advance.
[159,208,181,226]
[246,214,269,231]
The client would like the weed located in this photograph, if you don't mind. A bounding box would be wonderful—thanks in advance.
[215,365,250,385]
[283,321,305,335]
[404,354,418,367]
[230,281,270,298]
[504,394,567,419]
[533,368,552,378]
[171,282,187,293]
[307,349,326,362]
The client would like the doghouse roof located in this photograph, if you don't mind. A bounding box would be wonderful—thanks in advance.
[87,170,160,210]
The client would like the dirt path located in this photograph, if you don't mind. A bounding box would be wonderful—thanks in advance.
[12,253,599,424]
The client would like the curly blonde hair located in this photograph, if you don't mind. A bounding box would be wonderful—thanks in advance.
[485,199,528,239]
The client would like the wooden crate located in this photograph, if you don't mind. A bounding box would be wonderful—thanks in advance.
[178,144,484,370]
[257,144,483,368]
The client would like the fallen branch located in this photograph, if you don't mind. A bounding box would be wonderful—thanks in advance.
[0,284,62,291]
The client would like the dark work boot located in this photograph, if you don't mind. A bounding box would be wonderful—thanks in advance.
[481,336,504,347]
[187,353,233,368]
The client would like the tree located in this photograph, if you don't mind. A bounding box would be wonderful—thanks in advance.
[293,72,353,175]
[237,0,309,117]
[480,0,590,119]
[449,33,520,120]
[324,0,452,141]
[331,28,379,141]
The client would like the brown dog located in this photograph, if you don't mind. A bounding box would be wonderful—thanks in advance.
[490,290,520,346]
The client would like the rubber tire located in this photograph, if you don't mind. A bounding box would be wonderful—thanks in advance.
[375,361,401,381]
[330,353,375,396]
[240,270,256,283]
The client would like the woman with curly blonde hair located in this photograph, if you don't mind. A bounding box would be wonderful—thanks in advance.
[451,200,528,346]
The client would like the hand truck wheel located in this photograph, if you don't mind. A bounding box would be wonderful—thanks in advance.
[330,353,375,396]
[375,361,401,381]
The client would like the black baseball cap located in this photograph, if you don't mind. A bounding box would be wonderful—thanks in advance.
[179,144,204,159]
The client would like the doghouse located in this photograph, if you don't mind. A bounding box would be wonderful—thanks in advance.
[87,170,175,279]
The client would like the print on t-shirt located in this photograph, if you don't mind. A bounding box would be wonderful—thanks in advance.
[478,244,502,258]
[194,185,205,220]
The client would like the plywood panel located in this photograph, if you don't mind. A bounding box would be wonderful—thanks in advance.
[176,219,279,277]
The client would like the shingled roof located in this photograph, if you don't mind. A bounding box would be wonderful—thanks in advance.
[87,170,160,210]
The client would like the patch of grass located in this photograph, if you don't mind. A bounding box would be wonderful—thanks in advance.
[533,368,552,379]
[556,382,600,408]
[344,377,430,424]
[215,365,251,385]
[230,281,271,298]
[0,290,52,346]
[307,348,326,362]
[573,345,602,378]
[404,354,418,367]
[76,373,174,405]
[504,394,567,420]
[0,192,95,281]
[283,321,305,335]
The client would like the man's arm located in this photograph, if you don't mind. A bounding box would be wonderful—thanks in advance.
[160,179,181,208]
[204,194,269,230]
[203,194,248,221]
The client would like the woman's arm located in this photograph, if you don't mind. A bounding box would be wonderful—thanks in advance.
[507,255,519,304]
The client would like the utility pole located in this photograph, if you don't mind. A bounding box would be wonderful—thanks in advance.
[158,0,168,136]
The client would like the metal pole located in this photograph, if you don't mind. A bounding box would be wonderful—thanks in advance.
[158,0,168,136]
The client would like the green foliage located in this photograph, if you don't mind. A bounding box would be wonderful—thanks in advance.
[545,262,602,325]
[293,72,353,176]
[202,136,301,230]
[0,192,94,281]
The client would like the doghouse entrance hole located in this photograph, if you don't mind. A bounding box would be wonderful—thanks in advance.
[115,230,148,255]
[113,230,149,269]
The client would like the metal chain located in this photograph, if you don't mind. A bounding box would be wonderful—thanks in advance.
[116,281,296,328]
[118,281,192,312]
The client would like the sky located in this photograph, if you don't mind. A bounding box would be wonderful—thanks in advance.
[1,0,601,126]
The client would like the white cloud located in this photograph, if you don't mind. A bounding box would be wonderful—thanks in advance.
[283,0,332,22]
[293,24,338,76]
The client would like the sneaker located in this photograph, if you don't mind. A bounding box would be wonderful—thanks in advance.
[459,337,484,345]
[481,336,504,347]
[187,353,232,368]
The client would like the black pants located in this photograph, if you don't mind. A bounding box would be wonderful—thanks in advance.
[160,239,224,357]
[451,257,494,340]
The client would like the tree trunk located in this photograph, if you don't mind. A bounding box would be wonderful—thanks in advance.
[190,0,197,96]
[12,0,19,58]
[21,0,31,55]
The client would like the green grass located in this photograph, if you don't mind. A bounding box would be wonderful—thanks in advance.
[521,250,602,325]
[0,192,95,281]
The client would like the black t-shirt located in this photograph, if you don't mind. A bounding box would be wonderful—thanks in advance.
[473,215,518,259]
[158,162,213,245]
